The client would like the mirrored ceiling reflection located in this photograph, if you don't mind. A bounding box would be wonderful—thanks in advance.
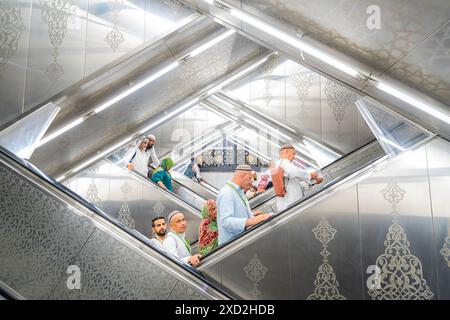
[222,55,375,155]
[108,104,227,168]
[0,0,197,127]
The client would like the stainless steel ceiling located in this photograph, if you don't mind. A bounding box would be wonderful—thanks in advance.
[181,0,450,139]
[29,15,269,177]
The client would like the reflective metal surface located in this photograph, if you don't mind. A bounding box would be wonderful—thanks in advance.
[200,136,450,299]
[64,159,202,244]
[0,102,60,159]
[0,146,232,299]
[180,0,450,140]
[219,55,374,154]
[26,16,268,178]
[0,0,197,128]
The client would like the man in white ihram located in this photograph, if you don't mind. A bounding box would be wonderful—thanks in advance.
[274,144,323,212]
[163,210,201,267]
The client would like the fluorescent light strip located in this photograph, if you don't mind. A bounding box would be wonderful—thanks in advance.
[72,136,134,173]
[139,98,199,134]
[377,82,450,125]
[189,29,235,58]
[36,117,84,147]
[228,9,359,77]
[56,175,65,182]
[240,111,292,141]
[95,62,180,114]
[207,56,270,95]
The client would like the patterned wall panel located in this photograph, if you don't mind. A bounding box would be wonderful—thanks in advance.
[424,139,450,299]
[358,145,438,299]
[223,56,374,156]
[0,0,195,127]
[168,281,208,300]
[205,138,450,299]
[0,0,32,127]
[24,0,88,111]
[386,21,450,107]
[0,164,95,299]
[49,228,182,299]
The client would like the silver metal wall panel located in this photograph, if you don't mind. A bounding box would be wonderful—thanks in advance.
[168,281,208,300]
[0,0,32,128]
[0,164,96,299]
[240,0,450,76]
[320,77,360,154]
[425,139,450,299]
[203,138,450,299]
[385,21,450,108]
[64,160,202,244]
[24,0,88,112]
[357,145,438,300]
[0,0,196,127]
[49,228,180,299]
[285,60,322,141]
[84,0,146,76]
[220,222,292,299]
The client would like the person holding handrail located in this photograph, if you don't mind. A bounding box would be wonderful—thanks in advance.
[216,164,273,245]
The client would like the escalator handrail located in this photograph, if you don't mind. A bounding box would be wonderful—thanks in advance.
[249,138,378,211]
[105,159,204,217]
[199,140,385,263]
[148,163,217,201]
[0,145,236,300]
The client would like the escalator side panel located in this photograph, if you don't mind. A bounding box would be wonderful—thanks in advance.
[0,157,223,300]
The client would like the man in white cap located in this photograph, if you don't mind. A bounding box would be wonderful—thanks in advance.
[163,210,201,267]
[217,164,273,245]
[274,144,323,212]
[145,134,160,170]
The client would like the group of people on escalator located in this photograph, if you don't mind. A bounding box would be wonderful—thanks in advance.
[126,137,323,268]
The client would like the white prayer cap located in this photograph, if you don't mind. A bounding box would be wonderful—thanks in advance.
[235,164,252,172]
[167,210,182,223]
[147,134,156,141]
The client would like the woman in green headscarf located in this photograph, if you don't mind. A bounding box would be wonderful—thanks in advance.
[198,199,219,255]
[151,157,174,192]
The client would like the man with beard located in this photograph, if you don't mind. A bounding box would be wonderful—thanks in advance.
[163,210,201,267]
[146,134,160,172]
[150,216,167,251]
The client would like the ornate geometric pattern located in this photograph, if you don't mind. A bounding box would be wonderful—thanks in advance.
[153,201,165,216]
[0,0,25,77]
[244,254,268,298]
[260,56,279,106]
[117,182,135,229]
[0,165,95,299]
[441,236,450,268]
[307,217,346,300]
[164,0,183,14]
[40,0,75,83]
[105,0,125,52]
[86,182,102,208]
[324,79,356,128]
[368,182,434,300]
[289,71,314,106]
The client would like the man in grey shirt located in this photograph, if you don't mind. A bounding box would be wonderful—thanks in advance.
[149,216,167,251]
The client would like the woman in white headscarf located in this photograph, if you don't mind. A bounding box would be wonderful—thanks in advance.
[127,137,149,177]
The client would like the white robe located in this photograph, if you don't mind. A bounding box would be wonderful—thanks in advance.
[275,158,311,212]
[130,149,149,177]
[163,231,191,264]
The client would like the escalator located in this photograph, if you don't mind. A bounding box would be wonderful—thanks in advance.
[0,145,236,300]
[190,98,450,300]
